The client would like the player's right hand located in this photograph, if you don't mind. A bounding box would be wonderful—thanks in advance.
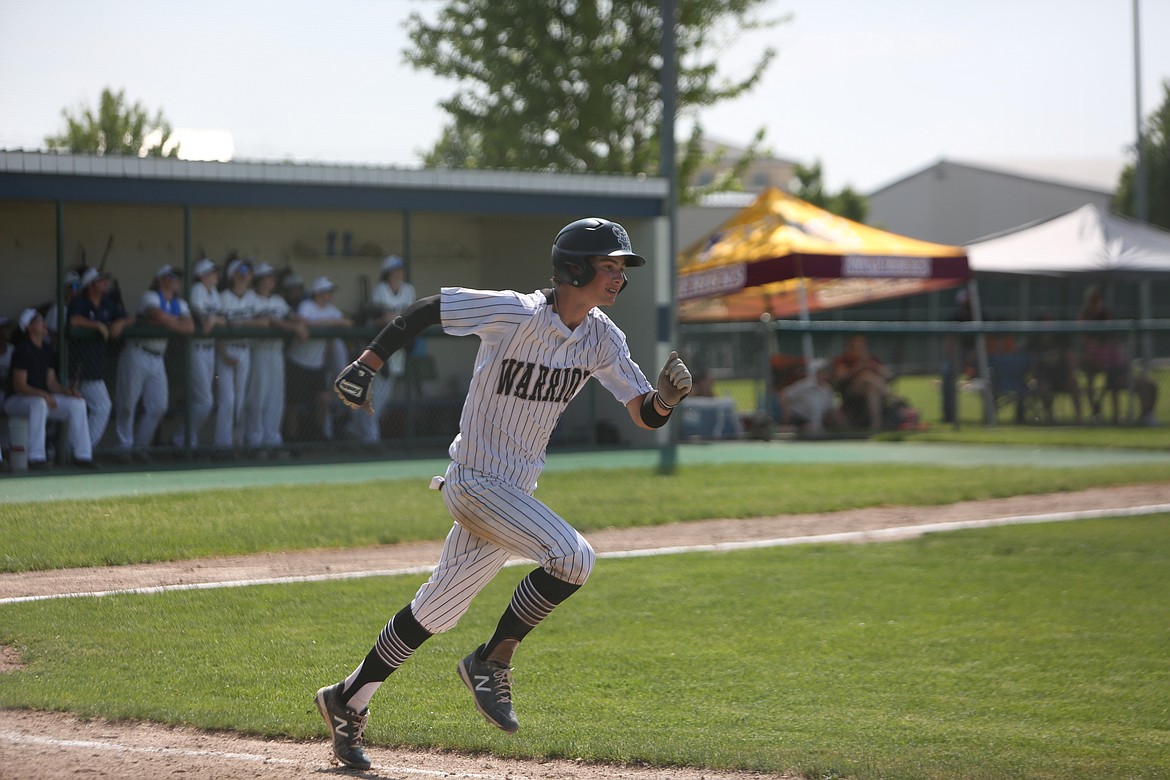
[334,360,377,415]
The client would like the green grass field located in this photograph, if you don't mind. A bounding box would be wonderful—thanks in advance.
[3,462,1170,572]
[1,514,1168,779]
[3,436,1170,779]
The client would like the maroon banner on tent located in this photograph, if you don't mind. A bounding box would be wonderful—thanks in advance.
[679,253,971,301]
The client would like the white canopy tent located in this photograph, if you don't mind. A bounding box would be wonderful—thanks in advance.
[964,204,1170,424]
[966,203,1170,277]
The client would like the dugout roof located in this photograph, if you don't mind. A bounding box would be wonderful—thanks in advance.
[0,150,668,217]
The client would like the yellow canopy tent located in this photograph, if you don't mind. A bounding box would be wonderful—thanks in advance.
[677,188,971,322]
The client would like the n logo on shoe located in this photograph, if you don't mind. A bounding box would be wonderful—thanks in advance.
[474,674,492,693]
[332,715,352,737]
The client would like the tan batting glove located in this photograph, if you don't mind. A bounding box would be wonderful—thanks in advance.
[656,351,692,408]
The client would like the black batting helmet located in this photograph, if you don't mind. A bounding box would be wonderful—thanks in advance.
[551,217,646,288]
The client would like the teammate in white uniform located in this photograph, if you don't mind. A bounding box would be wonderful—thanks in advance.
[314,218,693,770]
[179,258,223,447]
[285,277,352,442]
[114,266,194,457]
[244,262,306,452]
[355,254,416,443]
[215,259,266,450]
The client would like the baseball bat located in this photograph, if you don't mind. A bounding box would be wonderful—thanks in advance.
[97,233,114,272]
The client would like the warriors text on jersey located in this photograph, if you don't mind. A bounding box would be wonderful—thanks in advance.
[441,287,653,491]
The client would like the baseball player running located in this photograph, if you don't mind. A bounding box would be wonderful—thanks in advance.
[315,217,692,770]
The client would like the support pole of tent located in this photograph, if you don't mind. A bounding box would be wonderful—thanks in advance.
[797,278,814,364]
[968,279,996,427]
[1140,277,1153,377]
[762,313,777,438]
[1126,324,1138,424]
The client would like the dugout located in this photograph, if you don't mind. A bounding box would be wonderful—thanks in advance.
[0,150,674,455]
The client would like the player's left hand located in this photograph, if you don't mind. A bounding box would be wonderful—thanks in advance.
[656,351,692,408]
[334,360,377,415]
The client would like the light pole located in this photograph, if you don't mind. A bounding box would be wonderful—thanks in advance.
[658,0,679,474]
[1132,0,1148,224]
[1132,0,1153,376]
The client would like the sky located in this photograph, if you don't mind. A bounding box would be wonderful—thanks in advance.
[1,0,1167,194]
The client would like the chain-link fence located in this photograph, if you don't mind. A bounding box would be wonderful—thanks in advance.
[34,325,476,463]
[12,317,1170,469]
[679,319,1170,439]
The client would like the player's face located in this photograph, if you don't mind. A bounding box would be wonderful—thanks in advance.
[27,314,46,337]
[586,257,627,306]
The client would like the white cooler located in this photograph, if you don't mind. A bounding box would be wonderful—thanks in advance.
[8,416,29,471]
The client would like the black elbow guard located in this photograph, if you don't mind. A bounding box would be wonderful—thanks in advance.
[639,392,672,428]
[367,294,441,362]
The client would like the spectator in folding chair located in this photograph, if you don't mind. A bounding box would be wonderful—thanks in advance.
[1078,285,1158,426]
[832,335,892,432]
[1028,313,1083,425]
[780,358,846,437]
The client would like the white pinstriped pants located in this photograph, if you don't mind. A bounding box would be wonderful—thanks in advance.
[214,345,250,448]
[409,463,595,634]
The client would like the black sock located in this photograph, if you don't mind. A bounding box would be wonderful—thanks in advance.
[481,568,580,661]
[341,604,431,710]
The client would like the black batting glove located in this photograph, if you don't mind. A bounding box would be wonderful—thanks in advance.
[334,360,377,415]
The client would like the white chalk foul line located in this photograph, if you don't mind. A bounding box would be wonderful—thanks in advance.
[0,564,436,605]
[597,502,1170,559]
[0,730,511,778]
[3,503,1169,606]
[0,730,296,766]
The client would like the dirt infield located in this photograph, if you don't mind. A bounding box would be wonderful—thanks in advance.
[1,482,1167,779]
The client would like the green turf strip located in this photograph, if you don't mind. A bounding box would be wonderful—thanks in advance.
[2,515,1168,779]
[2,463,1169,573]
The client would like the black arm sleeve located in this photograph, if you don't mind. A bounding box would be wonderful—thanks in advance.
[366,294,441,362]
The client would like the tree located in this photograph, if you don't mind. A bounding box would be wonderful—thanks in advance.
[792,160,869,223]
[405,0,784,204]
[1114,79,1170,231]
[45,87,178,157]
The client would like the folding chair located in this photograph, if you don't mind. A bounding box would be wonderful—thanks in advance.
[988,352,1037,424]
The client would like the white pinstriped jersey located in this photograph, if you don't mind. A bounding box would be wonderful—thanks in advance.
[132,290,190,354]
[252,292,292,351]
[220,288,260,346]
[188,282,222,348]
[221,288,260,324]
[441,287,653,492]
